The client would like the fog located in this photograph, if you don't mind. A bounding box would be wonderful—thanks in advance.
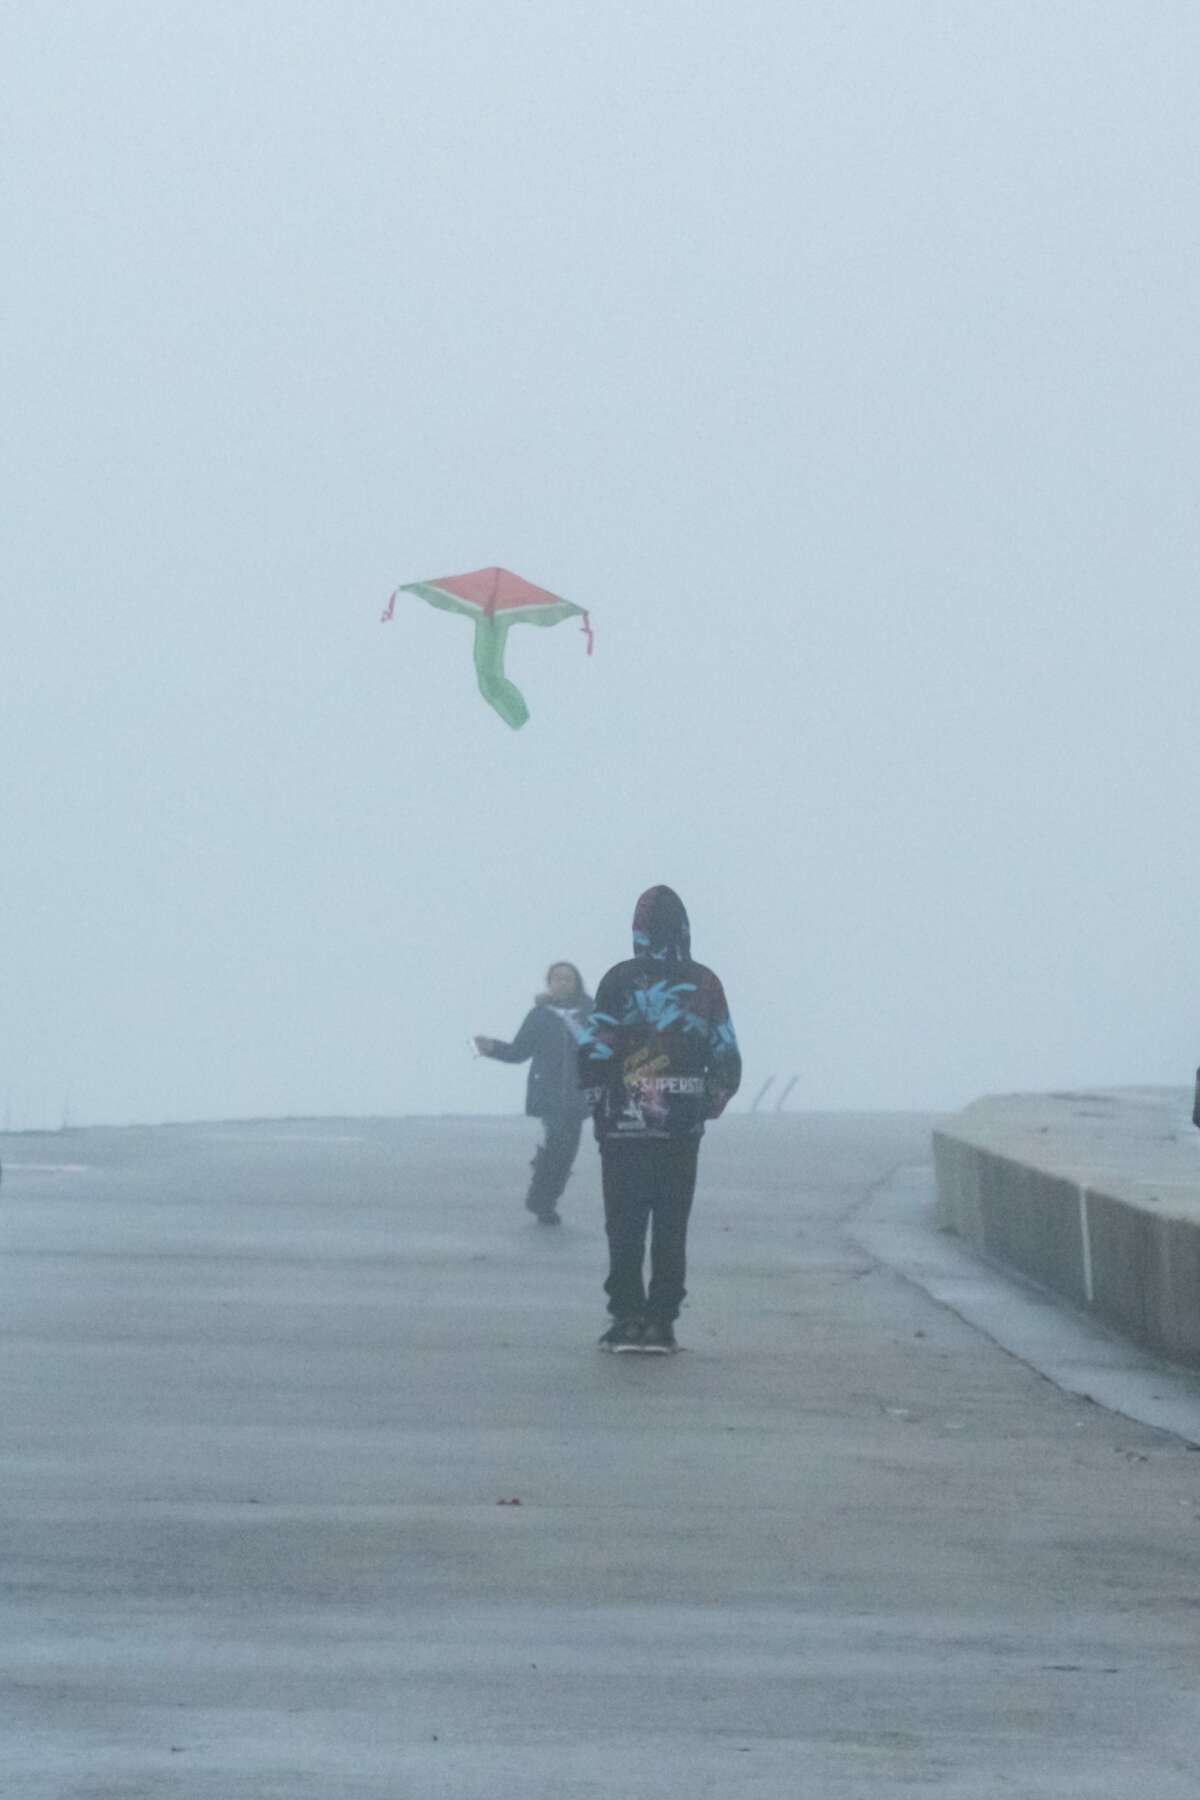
[4,2,1197,1129]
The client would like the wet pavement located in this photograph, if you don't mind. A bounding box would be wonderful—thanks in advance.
[3,1113,1199,1798]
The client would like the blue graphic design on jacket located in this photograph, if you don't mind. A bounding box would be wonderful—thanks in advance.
[578,886,742,1142]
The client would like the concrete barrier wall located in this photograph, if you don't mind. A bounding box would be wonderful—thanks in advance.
[933,1089,1200,1368]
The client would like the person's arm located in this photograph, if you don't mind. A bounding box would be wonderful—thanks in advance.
[703,977,742,1119]
[479,1009,540,1063]
[576,974,619,1105]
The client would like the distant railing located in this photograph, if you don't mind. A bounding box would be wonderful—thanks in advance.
[748,1075,799,1114]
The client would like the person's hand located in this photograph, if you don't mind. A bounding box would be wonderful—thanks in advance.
[474,1035,496,1056]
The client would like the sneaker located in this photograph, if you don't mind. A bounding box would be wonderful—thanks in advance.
[535,1210,562,1226]
[639,1320,677,1354]
[598,1318,643,1353]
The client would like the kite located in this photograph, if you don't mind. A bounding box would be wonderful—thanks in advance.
[382,565,593,729]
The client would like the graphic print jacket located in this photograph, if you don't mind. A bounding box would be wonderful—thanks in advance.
[577,886,741,1143]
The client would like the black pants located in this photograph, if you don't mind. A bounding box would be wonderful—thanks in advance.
[526,1113,583,1217]
[600,1138,700,1323]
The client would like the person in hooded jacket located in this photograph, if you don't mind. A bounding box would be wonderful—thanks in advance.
[578,886,741,1352]
[475,961,594,1225]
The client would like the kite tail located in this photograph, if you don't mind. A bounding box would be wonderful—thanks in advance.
[580,609,594,655]
[381,590,397,623]
[473,617,529,730]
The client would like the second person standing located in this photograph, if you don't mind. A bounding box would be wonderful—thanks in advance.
[474,961,594,1225]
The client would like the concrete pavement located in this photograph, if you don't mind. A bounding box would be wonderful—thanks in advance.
[3,1114,1200,1798]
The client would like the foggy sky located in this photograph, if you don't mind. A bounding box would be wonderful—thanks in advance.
[4,2,1198,1128]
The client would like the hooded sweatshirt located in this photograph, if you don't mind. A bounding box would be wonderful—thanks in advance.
[578,886,741,1143]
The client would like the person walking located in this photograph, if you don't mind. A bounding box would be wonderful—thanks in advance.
[578,885,741,1352]
[475,962,594,1225]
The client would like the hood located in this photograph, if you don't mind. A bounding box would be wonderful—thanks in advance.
[632,885,691,966]
[535,988,591,1011]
